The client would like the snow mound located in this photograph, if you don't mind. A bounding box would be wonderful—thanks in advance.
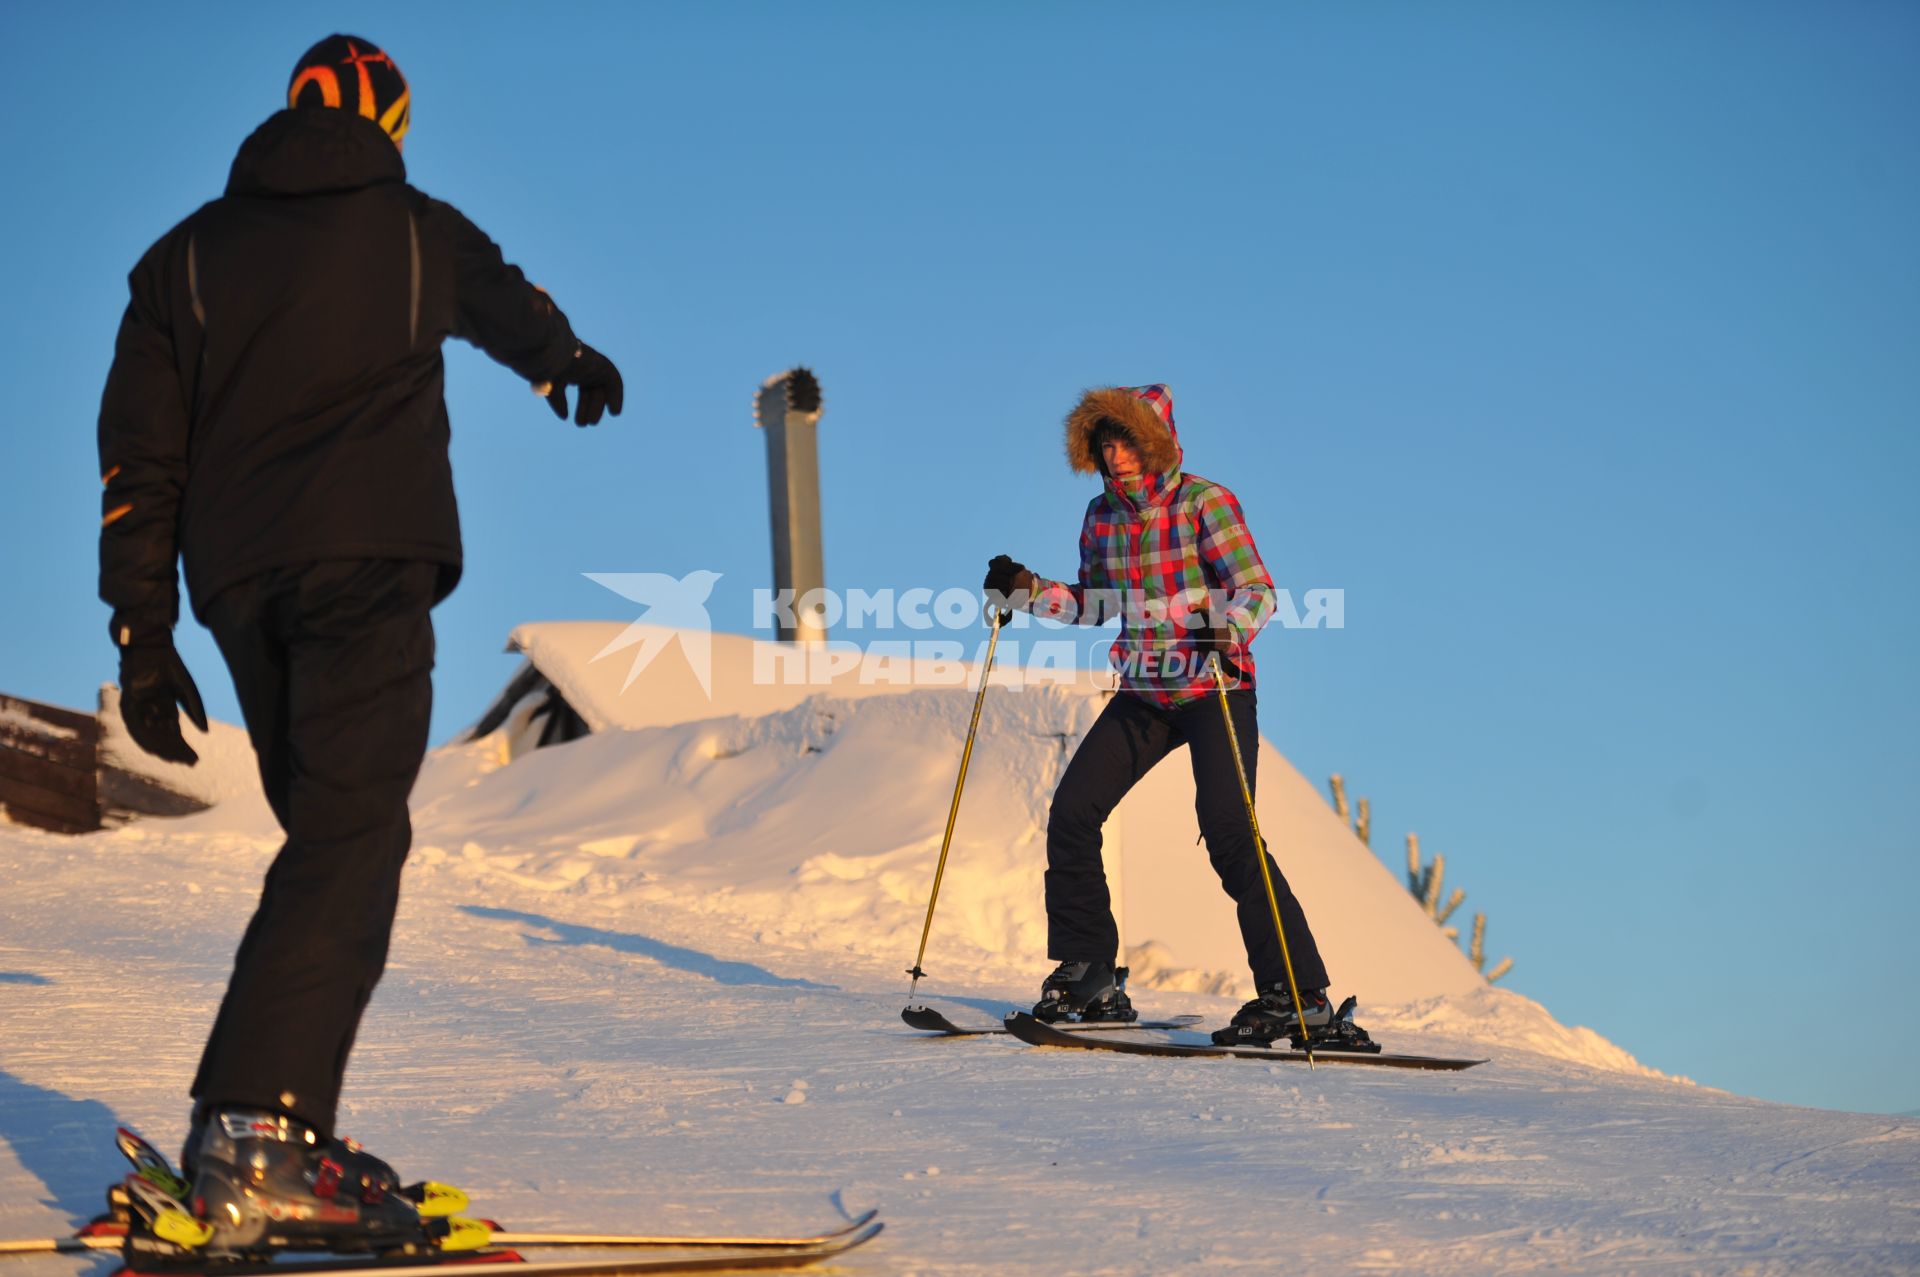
[97,683,264,811]
[407,673,1654,1071]
[1122,940,1244,997]
[417,687,1100,969]
[1377,985,1692,1081]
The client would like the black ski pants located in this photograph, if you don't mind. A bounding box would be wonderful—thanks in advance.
[191,559,437,1138]
[1045,688,1331,992]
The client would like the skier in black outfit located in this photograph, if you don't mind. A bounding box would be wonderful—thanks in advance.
[97,35,623,1251]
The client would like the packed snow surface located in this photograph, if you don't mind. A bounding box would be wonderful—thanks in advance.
[2,628,1915,1274]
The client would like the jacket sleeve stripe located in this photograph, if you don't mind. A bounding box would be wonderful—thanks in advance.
[187,235,205,327]
[408,209,420,348]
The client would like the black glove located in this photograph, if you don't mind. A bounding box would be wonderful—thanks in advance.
[1191,614,1246,683]
[118,641,208,766]
[982,554,1039,623]
[983,554,1037,597]
[541,341,625,427]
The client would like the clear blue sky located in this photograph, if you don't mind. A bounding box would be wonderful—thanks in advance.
[1,3,1914,1115]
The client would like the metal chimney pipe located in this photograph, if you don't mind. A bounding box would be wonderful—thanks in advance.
[754,367,827,644]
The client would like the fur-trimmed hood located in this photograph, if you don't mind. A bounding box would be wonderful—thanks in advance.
[1065,384,1182,479]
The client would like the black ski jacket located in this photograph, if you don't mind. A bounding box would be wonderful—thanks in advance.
[98,107,581,637]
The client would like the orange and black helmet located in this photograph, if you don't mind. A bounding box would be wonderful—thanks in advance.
[288,34,410,147]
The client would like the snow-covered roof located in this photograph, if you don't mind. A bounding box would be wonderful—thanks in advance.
[495,621,1114,734]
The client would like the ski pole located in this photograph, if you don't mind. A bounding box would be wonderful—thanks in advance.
[1209,652,1315,1068]
[904,606,1006,1006]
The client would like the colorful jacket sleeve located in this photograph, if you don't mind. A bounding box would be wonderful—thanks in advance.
[1029,501,1122,626]
[1195,483,1275,645]
[98,230,193,643]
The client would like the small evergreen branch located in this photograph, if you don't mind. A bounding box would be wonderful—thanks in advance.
[1470,912,1514,983]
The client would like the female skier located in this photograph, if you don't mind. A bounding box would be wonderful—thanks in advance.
[983,384,1337,1046]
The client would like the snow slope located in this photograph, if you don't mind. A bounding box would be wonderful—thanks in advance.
[2,630,1915,1274]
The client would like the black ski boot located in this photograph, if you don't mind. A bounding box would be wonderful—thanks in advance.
[1211,983,1333,1046]
[161,1107,476,1260]
[1032,960,1138,1023]
[1305,996,1383,1054]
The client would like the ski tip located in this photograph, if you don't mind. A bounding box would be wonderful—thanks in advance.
[901,1005,973,1034]
[831,1219,885,1254]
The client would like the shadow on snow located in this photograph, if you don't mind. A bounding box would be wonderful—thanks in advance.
[460,906,838,991]
[907,991,1029,1019]
[0,1068,128,1232]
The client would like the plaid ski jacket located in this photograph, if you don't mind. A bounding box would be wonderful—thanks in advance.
[1027,384,1276,708]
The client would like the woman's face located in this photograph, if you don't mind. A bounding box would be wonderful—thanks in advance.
[1101,435,1143,479]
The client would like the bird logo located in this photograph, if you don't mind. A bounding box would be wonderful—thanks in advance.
[582,570,723,699]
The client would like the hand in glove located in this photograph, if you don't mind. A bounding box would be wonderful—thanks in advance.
[983,554,1038,597]
[982,554,1039,623]
[118,641,209,766]
[538,341,625,426]
[1191,614,1247,683]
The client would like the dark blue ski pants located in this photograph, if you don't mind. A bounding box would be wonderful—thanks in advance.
[1045,688,1331,992]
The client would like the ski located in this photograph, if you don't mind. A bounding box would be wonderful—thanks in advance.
[1003,1011,1486,1070]
[7,1213,881,1257]
[0,1233,122,1256]
[104,1222,882,1277]
[0,1128,885,1266]
[482,1210,881,1251]
[902,1005,1202,1036]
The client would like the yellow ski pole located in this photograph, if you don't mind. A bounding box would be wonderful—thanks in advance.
[1209,652,1315,1068]
[904,606,1006,1006]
